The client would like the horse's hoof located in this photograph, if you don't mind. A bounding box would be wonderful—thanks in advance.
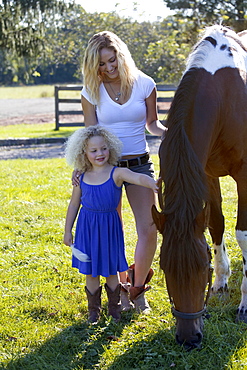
[211,284,229,298]
[236,308,247,323]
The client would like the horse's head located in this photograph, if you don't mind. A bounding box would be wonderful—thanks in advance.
[152,205,212,350]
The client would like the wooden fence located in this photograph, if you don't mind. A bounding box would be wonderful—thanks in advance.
[55,84,176,130]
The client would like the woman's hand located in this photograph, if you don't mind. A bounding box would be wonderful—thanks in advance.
[72,169,82,186]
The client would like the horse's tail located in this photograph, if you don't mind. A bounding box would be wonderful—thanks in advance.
[159,69,207,283]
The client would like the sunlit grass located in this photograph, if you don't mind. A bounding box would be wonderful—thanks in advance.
[0,85,174,100]
[0,85,82,99]
[0,157,247,369]
[0,122,77,139]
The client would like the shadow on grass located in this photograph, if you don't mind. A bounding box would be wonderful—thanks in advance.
[104,315,247,369]
[3,308,136,370]
[4,307,247,369]
[3,259,247,369]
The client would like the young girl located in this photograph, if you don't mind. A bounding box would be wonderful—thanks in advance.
[64,126,159,323]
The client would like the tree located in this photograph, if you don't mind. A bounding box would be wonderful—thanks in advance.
[164,0,247,32]
[0,0,73,57]
[0,4,194,85]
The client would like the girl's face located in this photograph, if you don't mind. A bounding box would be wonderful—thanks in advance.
[99,47,119,80]
[86,135,110,168]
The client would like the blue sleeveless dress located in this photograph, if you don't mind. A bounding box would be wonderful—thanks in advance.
[72,166,128,277]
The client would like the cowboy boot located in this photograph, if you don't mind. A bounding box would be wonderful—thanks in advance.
[105,283,121,322]
[85,286,102,324]
[129,285,152,314]
[120,282,134,311]
[128,264,154,314]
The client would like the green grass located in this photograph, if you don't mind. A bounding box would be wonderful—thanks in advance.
[0,123,164,141]
[0,85,174,100]
[0,123,77,140]
[0,85,82,99]
[0,155,247,369]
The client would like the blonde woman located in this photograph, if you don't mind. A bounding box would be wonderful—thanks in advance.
[76,31,166,313]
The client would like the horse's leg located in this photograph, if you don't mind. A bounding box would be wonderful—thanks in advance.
[235,176,247,322]
[207,177,231,293]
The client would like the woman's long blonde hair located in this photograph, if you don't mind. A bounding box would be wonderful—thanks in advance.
[65,126,122,172]
[83,31,138,104]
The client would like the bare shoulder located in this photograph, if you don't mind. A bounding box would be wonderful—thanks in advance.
[113,167,130,186]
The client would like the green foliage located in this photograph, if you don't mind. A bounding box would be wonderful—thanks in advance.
[0,157,247,368]
[1,0,247,86]
[0,0,71,56]
[0,0,76,84]
[164,0,247,33]
[0,3,193,85]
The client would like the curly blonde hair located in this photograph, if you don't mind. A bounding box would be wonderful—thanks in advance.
[83,31,138,105]
[65,126,123,172]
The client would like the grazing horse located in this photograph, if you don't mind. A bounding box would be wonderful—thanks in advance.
[152,25,247,350]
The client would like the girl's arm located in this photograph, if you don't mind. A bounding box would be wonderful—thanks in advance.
[145,88,167,139]
[63,185,81,246]
[114,168,159,193]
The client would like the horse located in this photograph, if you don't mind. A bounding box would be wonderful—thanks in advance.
[152,25,247,350]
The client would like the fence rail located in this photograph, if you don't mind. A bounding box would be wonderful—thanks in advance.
[55,84,177,130]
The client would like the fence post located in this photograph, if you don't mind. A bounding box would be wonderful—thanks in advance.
[55,86,59,130]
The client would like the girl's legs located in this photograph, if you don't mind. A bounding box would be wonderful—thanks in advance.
[106,274,120,291]
[105,275,121,322]
[85,275,102,323]
[86,275,100,294]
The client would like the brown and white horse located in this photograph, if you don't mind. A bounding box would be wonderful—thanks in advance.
[152,25,247,350]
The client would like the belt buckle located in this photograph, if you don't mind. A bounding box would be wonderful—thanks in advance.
[120,159,129,168]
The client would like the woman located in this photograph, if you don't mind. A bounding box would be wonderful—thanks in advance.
[79,31,166,313]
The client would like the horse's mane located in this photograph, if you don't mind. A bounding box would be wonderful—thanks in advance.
[159,68,207,285]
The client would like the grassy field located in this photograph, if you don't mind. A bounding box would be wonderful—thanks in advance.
[0,85,175,100]
[0,85,81,99]
[0,123,76,140]
[0,154,247,369]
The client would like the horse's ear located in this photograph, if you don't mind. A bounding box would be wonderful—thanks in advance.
[238,30,247,48]
[152,204,166,233]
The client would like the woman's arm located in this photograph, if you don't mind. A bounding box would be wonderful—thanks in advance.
[145,88,167,139]
[81,96,98,127]
[72,96,97,186]
[63,186,81,246]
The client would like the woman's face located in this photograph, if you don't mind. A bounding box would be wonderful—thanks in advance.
[99,47,119,80]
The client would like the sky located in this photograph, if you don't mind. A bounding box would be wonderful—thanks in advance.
[75,0,173,22]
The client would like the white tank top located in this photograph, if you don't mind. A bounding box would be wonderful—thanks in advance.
[81,71,155,156]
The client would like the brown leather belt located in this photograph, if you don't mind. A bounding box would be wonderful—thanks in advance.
[117,153,149,168]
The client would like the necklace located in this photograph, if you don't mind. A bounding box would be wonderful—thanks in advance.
[108,82,121,101]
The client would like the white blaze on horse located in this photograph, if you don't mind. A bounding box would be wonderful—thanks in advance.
[152,25,247,350]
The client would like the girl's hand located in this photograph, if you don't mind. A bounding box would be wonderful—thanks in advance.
[64,232,73,246]
[156,177,162,188]
[72,169,82,186]
[154,177,162,193]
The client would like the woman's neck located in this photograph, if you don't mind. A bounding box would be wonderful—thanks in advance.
[103,76,121,84]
